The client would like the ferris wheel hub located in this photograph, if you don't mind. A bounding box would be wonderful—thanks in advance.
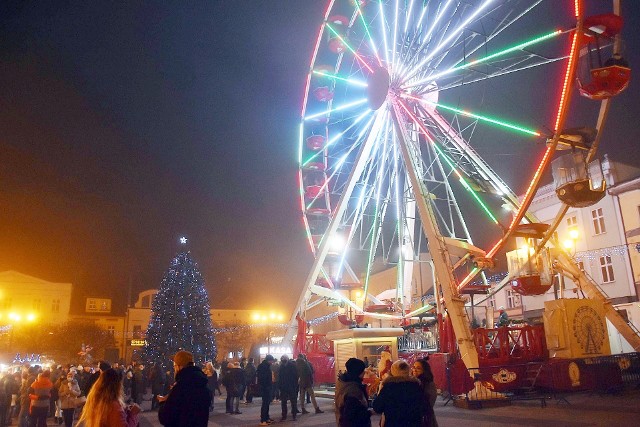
[367,65,390,110]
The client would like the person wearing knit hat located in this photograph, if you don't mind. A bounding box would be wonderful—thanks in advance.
[158,350,210,426]
[390,360,411,378]
[373,359,425,426]
[334,358,371,426]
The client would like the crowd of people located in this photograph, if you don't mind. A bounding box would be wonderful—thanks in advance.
[335,356,438,427]
[0,360,146,427]
[0,350,439,427]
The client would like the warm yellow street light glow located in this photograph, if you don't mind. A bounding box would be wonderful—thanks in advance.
[9,313,20,321]
[252,313,261,321]
[569,229,579,240]
[563,239,575,249]
[355,291,363,298]
[27,313,36,322]
[270,313,276,319]
[277,314,284,321]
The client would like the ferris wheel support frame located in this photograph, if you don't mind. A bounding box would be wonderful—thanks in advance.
[390,99,479,374]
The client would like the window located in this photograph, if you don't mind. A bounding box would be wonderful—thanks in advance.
[487,289,496,309]
[591,208,606,235]
[52,299,60,313]
[600,255,615,283]
[566,215,578,228]
[141,295,151,308]
[33,299,41,311]
[88,299,97,310]
[506,289,521,309]
[107,326,115,336]
[133,325,142,338]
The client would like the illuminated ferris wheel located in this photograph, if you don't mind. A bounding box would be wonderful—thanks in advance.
[289,0,630,362]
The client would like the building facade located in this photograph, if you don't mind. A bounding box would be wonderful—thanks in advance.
[0,270,72,325]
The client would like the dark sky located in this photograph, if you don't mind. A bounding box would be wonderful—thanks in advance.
[1,1,639,315]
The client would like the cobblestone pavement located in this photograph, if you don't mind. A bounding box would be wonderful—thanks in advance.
[138,388,640,427]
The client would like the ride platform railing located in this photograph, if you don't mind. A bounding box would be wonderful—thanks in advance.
[473,324,547,365]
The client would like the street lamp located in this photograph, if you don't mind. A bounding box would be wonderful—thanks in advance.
[251,311,284,357]
[5,312,37,352]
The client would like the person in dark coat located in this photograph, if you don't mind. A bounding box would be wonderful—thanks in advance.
[133,364,147,405]
[243,358,257,404]
[158,351,210,427]
[277,355,299,421]
[412,358,438,427]
[373,360,425,427]
[296,354,323,414]
[204,362,218,412]
[256,355,275,425]
[223,362,245,414]
[150,363,167,411]
[334,358,371,427]
[84,361,110,398]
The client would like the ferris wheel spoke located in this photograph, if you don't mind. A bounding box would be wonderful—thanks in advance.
[409,29,564,89]
[312,70,368,88]
[403,0,496,83]
[403,0,456,75]
[354,1,382,67]
[326,23,374,74]
[397,99,502,226]
[404,93,542,137]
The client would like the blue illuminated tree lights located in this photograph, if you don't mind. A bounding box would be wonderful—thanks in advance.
[143,251,216,365]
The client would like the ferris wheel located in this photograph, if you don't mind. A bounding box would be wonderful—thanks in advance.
[289,0,630,364]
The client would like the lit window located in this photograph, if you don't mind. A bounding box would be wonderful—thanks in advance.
[591,208,606,235]
[133,325,142,338]
[88,299,97,310]
[52,300,60,313]
[107,326,115,336]
[506,290,521,309]
[600,255,614,283]
[487,289,496,309]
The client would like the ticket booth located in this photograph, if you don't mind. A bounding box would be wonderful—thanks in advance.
[326,328,405,378]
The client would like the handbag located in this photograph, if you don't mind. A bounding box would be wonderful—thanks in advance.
[75,396,87,407]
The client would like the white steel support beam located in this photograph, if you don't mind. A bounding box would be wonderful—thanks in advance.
[390,100,479,374]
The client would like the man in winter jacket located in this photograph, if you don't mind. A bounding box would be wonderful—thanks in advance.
[372,360,425,427]
[296,354,323,414]
[335,358,371,427]
[158,351,210,427]
[243,358,257,404]
[277,355,299,421]
[256,355,275,426]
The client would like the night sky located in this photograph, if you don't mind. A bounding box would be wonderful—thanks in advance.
[1,1,639,315]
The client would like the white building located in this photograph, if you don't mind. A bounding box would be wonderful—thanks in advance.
[486,156,640,353]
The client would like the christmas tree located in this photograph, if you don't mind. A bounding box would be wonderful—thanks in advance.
[144,250,216,365]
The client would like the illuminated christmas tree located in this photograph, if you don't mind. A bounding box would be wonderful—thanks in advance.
[144,249,216,364]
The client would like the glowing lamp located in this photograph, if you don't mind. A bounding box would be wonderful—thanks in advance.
[563,239,574,249]
[329,234,346,252]
[569,229,579,240]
